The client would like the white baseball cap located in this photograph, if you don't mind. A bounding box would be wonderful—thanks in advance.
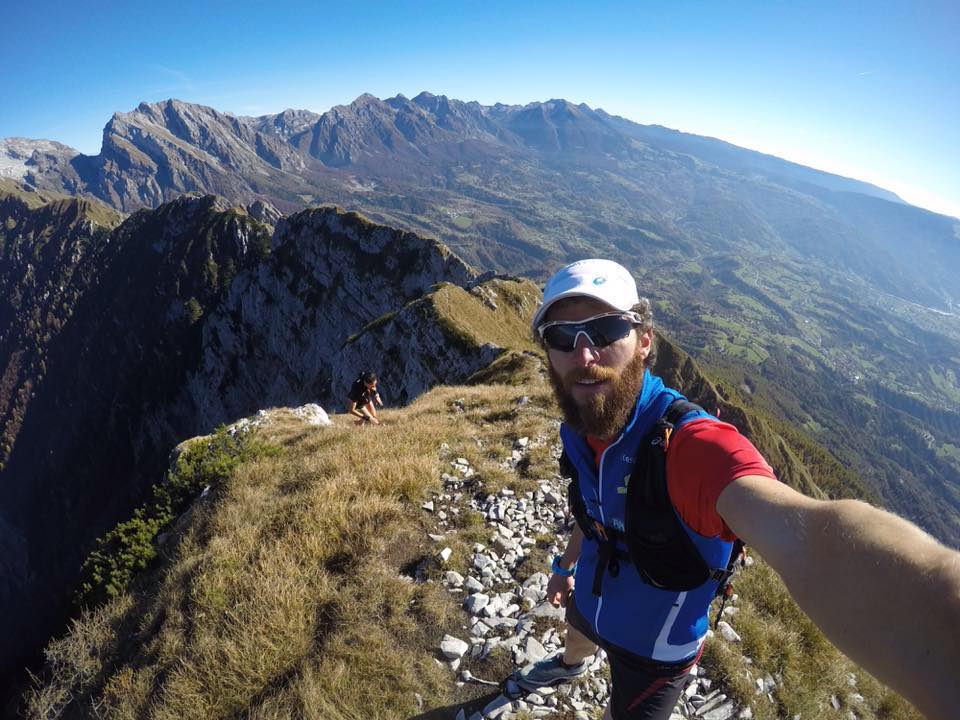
[532,259,640,332]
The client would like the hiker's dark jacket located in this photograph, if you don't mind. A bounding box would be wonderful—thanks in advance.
[347,378,378,407]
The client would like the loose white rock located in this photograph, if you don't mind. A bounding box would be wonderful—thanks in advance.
[440,635,469,660]
[464,593,490,614]
[525,636,548,662]
[717,621,742,643]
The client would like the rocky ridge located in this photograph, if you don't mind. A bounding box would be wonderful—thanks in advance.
[0,190,540,700]
[152,205,480,437]
[8,94,904,216]
[422,431,874,720]
[423,437,754,720]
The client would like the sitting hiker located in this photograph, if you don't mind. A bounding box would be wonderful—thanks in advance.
[347,371,383,425]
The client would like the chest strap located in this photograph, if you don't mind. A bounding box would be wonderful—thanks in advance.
[565,399,733,596]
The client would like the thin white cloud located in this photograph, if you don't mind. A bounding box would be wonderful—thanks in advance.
[857,69,878,76]
[144,64,196,98]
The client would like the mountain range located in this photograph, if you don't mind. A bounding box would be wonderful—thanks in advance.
[5,93,957,516]
[1,92,959,710]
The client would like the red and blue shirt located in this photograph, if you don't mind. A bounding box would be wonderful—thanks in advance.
[562,371,776,662]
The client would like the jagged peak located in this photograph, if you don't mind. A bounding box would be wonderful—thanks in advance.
[1,137,78,154]
[123,99,227,125]
[276,107,320,120]
[162,192,234,213]
[277,204,477,277]
[411,91,454,110]
[350,92,384,107]
[321,93,390,120]
[123,192,238,225]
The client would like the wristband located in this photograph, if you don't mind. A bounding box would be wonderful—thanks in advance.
[551,554,577,577]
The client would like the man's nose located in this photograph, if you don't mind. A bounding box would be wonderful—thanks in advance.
[571,333,599,365]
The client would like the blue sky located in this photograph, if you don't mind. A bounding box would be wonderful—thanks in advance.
[3,1,959,217]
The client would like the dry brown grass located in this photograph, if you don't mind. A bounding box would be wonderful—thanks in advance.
[24,383,556,720]
[702,555,924,720]
[428,279,542,357]
[25,380,923,720]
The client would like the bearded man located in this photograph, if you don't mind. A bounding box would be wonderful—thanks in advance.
[513,259,960,720]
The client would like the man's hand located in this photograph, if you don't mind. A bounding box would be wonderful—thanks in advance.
[717,474,960,720]
[546,571,574,608]
[545,526,584,608]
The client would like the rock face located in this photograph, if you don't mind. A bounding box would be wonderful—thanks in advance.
[0,190,537,698]
[0,139,83,195]
[152,206,477,436]
[0,191,270,695]
[85,100,316,210]
[0,182,123,472]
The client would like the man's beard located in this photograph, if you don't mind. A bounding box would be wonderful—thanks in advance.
[548,351,647,438]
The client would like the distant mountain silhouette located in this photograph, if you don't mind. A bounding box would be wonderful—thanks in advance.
[2,95,959,709]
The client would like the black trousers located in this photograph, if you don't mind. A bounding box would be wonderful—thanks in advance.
[566,594,695,720]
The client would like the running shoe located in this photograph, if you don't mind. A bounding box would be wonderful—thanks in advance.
[513,651,591,691]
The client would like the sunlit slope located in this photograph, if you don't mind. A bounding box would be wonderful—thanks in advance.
[23,293,924,719]
[25,376,919,720]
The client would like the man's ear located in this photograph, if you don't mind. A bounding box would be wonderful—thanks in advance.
[637,329,653,360]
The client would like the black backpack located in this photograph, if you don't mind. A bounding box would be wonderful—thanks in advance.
[564,399,744,606]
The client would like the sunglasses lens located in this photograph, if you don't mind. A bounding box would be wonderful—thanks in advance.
[588,315,634,345]
[542,315,634,351]
[542,325,578,351]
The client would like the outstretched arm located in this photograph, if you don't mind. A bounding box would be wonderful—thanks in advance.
[717,475,960,720]
[348,400,373,421]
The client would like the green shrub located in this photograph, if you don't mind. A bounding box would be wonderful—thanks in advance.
[77,426,281,607]
[184,297,203,325]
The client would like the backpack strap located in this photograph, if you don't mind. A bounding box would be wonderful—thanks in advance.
[563,449,632,594]
[620,399,713,591]
[663,398,702,427]
[562,450,597,543]
[712,539,745,627]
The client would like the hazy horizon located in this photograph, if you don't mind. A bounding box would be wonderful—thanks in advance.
[3,1,958,218]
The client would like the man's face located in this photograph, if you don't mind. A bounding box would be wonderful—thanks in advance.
[544,297,652,439]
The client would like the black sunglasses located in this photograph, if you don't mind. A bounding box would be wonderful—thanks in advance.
[537,311,641,352]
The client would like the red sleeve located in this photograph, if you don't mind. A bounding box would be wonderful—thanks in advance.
[666,418,777,540]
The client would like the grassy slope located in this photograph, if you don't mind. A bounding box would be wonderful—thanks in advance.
[24,374,922,720]
[0,178,123,229]
[18,266,923,720]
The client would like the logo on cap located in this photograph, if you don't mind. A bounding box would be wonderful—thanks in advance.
[593,276,607,285]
